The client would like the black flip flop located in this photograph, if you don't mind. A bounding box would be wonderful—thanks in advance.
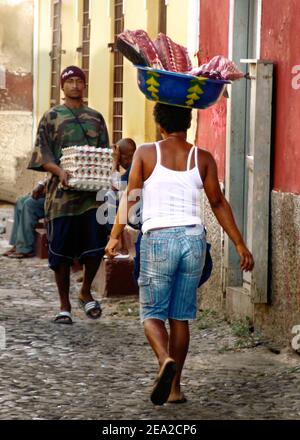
[150,358,177,406]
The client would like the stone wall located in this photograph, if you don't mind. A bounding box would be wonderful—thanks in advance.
[197,190,225,313]
[0,112,42,203]
[198,189,300,347]
[254,191,300,346]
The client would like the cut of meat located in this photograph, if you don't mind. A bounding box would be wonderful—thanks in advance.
[116,29,244,84]
[115,38,150,67]
[154,33,192,72]
[117,29,164,69]
[189,55,245,81]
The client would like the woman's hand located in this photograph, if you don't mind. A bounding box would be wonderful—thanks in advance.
[236,243,255,272]
[105,237,120,259]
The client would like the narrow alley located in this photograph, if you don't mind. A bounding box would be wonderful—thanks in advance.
[0,230,299,420]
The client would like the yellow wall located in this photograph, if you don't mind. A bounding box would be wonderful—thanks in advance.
[165,0,197,144]
[122,0,196,145]
[61,0,81,68]
[122,0,148,146]
[35,0,196,146]
[166,0,189,43]
[88,0,113,134]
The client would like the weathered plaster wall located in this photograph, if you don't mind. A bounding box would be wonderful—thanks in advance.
[197,0,300,348]
[261,0,300,195]
[0,0,35,202]
[0,0,33,72]
[196,0,230,182]
[197,190,224,313]
[254,191,300,345]
[0,112,42,203]
[200,190,300,346]
[0,0,33,111]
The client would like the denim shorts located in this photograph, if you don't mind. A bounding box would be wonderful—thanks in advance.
[138,225,206,322]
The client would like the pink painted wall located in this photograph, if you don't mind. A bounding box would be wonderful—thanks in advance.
[196,0,230,182]
[261,0,300,194]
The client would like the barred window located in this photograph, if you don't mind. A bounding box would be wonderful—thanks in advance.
[112,0,124,144]
[49,0,62,106]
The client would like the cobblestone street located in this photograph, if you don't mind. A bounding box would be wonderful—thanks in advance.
[0,233,300,420]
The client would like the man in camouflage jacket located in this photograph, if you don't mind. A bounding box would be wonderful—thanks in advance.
[28,66,109,324]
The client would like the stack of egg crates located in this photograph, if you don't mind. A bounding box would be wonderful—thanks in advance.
[60,145,113,191]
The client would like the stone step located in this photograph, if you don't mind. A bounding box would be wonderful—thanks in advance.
[34,228,48,259]
[92,257,138,297]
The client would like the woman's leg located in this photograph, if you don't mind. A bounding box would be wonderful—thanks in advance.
[168,319,190,401]
[166,226,205,402]
[143,318,170,368]
[144,318,177,406]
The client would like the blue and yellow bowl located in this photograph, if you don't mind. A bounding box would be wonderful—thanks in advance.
[136,66,230,109]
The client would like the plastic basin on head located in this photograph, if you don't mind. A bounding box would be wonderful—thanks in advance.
[136,65,231,109]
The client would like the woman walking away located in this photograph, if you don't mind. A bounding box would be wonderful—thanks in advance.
[105,103,254,405]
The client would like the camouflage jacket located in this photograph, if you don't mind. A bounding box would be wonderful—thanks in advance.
[28,104,109,221]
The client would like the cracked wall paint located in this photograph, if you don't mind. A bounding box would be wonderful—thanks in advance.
[0,0,35,202]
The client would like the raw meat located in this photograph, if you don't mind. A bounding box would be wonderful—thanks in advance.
[189,55,245,81]
[116,29,164,69]
[154,33,192,72]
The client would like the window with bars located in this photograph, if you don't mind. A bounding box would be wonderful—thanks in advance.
[49,0,62,106]
[81,0,90,103]
[112,0,124,144]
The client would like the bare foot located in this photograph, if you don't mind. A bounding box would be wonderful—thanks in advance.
[167,392,187,404]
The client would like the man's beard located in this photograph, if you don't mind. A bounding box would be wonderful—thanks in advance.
[68,94,82,100]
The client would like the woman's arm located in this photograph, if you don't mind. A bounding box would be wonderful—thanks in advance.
[105,147,144,257]
[202,152,254,272]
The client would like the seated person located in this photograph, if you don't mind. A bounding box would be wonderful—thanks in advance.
[3,180,46,258]
[110,137,136,190]
[105,138,137,257]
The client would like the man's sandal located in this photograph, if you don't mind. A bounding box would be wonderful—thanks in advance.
[2,247,16,257]
[78,299,102,320]
[53,311,73,325]
[8,252,35,259]
[150,358,177,406]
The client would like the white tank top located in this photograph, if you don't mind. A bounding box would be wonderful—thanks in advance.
[142,142,204,233]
